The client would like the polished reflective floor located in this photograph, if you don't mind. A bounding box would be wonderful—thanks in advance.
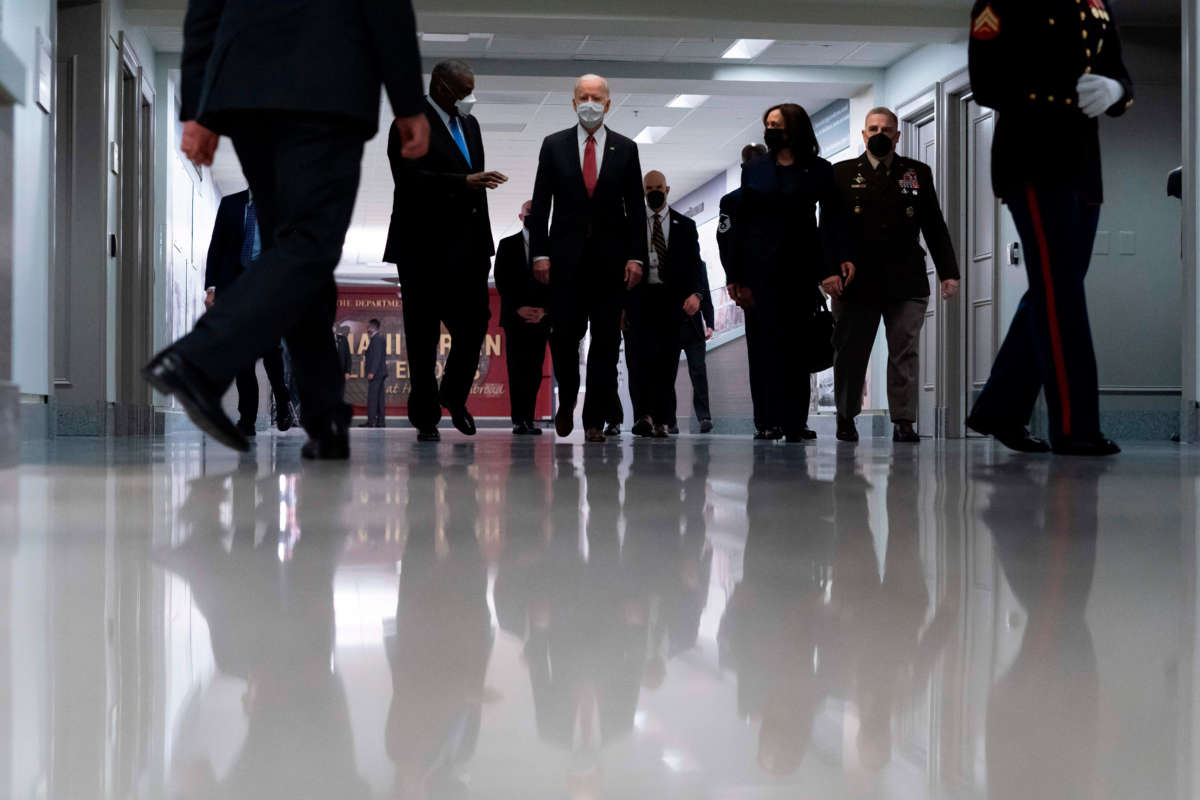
[4,431,1199,799]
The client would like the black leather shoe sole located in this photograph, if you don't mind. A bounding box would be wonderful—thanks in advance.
[1052,437,1121,457]
[449,408,477,436]
[632,419,654,438]
[142,351,249,452]
[555,407,575,437]
[893,429,921,443]
[276,413,294,432]
[301,404,351,460]
[966,414,1051,453]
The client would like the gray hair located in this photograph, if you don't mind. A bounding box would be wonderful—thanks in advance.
[432,59,474,86]
[865,106,899,129]
[574,74,611,98]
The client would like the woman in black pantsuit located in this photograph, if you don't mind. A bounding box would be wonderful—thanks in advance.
[730,104,853,442]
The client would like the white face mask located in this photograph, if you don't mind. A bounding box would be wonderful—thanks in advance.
[454,93,477,117]
[576,100,606,128]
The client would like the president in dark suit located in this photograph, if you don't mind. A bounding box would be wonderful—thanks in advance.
[494,201,550,435]
[363,319,387,428]
[144,0,430,459]
[384,60,505,442]
[527,74,648,443]
[625,171,704,438]
[203,189,294,437]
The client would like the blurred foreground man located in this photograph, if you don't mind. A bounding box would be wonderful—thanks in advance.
[965,0,1132,456]
[143,0,429,459]
[828,107,959,444]
[386,60,506,442]
[527,74,648,443]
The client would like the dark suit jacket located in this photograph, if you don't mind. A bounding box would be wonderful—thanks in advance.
[180,0,424,135]
[494,231,551,329]
[683,268,716,341]
[364,333,386,380]
[384,99,494,274]
[829,154,959,302]
[336,334,352,374]
[630,209,705,323]
[204,190,251,292]
[527,126,649,286]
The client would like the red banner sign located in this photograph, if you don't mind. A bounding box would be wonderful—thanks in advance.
[336,284,552,420]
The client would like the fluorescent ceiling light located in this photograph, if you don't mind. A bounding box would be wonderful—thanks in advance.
[421,33,471,43]
[633,126,673,145]
[667,94,710,109]
[721,38,775,60]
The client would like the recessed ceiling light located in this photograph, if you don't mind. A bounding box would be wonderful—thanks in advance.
[721,39,775,60]
[421,33,472,43]
[633,126,673,145]
[667,94,710,109]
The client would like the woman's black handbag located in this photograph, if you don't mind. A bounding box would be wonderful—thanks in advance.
[808,291,835,373]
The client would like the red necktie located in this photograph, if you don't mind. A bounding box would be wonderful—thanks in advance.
[583,135,597,197]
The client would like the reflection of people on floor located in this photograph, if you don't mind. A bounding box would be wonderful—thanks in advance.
[386,453,494,800]
[718,448,835,776]
[984,462,1102,800]
[158,466,368,799]
[826,453,957,773]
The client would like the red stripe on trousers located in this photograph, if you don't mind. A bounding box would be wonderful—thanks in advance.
[1025,184,1072,437]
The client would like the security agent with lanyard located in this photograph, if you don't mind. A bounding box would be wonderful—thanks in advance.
[728,105,853,443]
[494,200,551,435]
[966,0,1132,456]
[147,0,430,459]
[385,60,507,442]
[203,189,295,438]
[624,170,705,438]
[825,107,960,444]
[717,143,771,438]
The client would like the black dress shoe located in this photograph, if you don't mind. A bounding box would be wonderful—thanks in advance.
[529,423,543,436]
[836,417,859,443]
[142,349,249,452]
[632,417,654,438]
[966,413,1051,453]
[513,422,534,435]
[668,424,680,435]
[585,427,607,443]
[786,427,817,443]
[604,424,621,437]
[301,403,351,460]
[237,419,257,438]
[357,422,374,428]
[276,408,295,432]
[447,406,476,436]
[1052,436,1121,457]
[417,428,441,442]
[555,405,575,437]
[699,419,714,434]
[893,422,921,443]
[653,424,670,438]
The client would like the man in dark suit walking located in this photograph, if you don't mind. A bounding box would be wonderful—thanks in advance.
[527,74,648,443]
[494,201,550,435]
[143,0,430,459]
[203,189,294,438]
[363,319,387,428]
[335,325,352,383]
[625,171,704,438]
[384,60,506,443]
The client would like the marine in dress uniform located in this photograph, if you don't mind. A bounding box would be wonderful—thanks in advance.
[494,201,551,435]
[717,144,771,437]
[827,109,959,444]
[966,0,1132,456]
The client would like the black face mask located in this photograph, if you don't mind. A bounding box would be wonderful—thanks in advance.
[646,190,667,210]
[763,128,787,152]
[867,132,894,159]
[522,216,532,229]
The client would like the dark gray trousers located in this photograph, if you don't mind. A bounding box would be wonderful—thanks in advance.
[832,296,928,424]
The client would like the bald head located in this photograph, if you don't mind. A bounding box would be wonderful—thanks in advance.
[644,170,669,211]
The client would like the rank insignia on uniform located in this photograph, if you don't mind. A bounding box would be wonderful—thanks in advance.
[717,214,731,233]
[853,173,867,188]
[906,207,916,218]
[972,5,1001,40]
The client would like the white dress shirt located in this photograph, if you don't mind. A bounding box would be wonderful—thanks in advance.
[577,123,607,174]
[428,95,461,145]
[646,205,671,285]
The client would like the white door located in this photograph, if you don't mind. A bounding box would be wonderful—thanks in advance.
[965,100,997,417]
[914,117,939,436]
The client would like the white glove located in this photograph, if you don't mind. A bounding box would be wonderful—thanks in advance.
[1076,74,1123,118]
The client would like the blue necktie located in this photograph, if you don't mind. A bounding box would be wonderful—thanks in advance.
[241,201,259,267]
[448,116,472,168]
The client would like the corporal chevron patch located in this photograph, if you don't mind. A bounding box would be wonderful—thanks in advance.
[972,5,1002,40]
